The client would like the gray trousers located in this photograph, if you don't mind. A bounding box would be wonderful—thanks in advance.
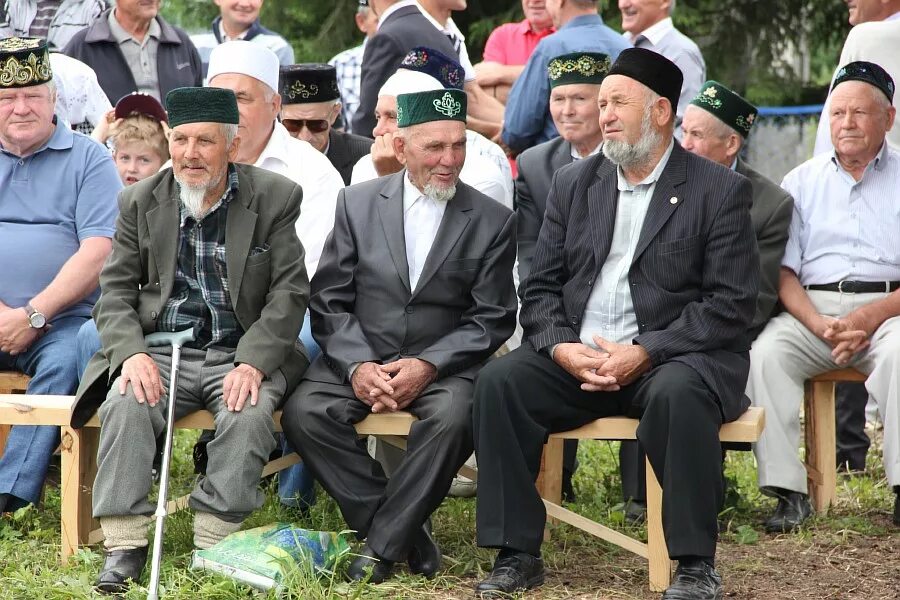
[93,347,285,522]
[748,290,900,494]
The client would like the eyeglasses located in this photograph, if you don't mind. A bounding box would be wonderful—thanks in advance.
[282,118,330,134]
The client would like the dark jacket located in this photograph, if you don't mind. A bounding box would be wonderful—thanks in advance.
[326,129,373,185]
[63,8,202,105]
[522,144,759,422]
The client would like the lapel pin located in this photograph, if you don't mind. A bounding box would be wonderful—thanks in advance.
[669,196,678,205]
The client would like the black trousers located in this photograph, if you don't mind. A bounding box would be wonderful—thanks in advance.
[836,382,870,471]
[281,375,473,562]
[474,346,724,559]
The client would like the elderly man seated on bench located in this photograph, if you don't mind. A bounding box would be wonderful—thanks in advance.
[472,49,759,600]
[73,87,309,594]
[747,61,900,532]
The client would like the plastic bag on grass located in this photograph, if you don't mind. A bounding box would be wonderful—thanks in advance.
[191,523,350,592]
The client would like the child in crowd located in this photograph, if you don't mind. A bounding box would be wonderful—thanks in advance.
[92,93,169,186]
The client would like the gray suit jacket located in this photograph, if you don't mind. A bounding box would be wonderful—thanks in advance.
[522,144,759,422]
[515,136,574,287]
[73,164,310,427]
[326,129,373,186]
[304,171,518,385]
[736,157,794,340]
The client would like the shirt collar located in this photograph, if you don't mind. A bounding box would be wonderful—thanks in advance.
[378,0,419,28]
[571,140,602,160]
[886,10,900,21]
[730,157,738,171]
[829,141,890,175]
[178,164,239,226]
[218,20,249,41]
[403,170,425,212]
[255,121,287,168]
[417,5,463,38]
[109,9,161,44]
[560,13,604,31]
[625,16,673,45]
[616,139,675,191]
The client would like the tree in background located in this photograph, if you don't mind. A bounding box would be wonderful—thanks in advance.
[162,0,849,106]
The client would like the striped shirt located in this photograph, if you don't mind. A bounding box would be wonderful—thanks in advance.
[159,166,243,349]
[28,0,62,39]
[781,143,900,285]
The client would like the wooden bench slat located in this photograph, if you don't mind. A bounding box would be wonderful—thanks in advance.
[810,368,867,383]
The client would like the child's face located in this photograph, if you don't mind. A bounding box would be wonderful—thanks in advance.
[114,141,165,185]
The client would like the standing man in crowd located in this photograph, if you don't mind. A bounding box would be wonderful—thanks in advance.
[474,48,758,599]
[748,62,900,532]
[63,0,202,104]
[74,87,310,593]
[329,0,379,133]
[0,0,107,50]
[475,0,555,104]
[619,0,705,136]
[282,88,517,585]
[0,37,120,514]
[279,63,372,185]
[191,0,295,76]
[501,0,629,154]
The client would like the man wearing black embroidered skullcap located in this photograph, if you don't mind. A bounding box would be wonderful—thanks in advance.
[473,47,759,599]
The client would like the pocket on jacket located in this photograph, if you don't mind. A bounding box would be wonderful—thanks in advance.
[441,258,481,272]
[657,235,701,255]
[245,248,272,267]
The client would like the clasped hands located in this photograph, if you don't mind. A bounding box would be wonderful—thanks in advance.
[554,335,651,392]
[815,313,873,366]
[0,305,43,356]
[351,358,437,413]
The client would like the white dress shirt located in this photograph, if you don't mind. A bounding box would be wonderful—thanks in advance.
[255,122,346,277]
[781,143,900,285]
[579,141,674,347]
[416,5,476,82]
[377,0,419,28]
[403,172,447,290]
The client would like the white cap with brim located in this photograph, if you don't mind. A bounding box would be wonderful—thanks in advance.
[378,69,444,98]
[207,40,279,93]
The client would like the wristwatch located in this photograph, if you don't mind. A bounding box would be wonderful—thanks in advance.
[24,303,47,329]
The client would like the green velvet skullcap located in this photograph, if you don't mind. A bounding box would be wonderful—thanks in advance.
[165,87,240,128]
[548,52,610,89]
[397,89,467,127]
[0,36,52,89]
[689,81,758,138]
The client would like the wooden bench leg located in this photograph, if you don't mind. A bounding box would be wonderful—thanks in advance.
[537,438,564,540]
[60,426,99,564]
[805,380,836,513]
[645,457,672,592]
[0,424,9,457]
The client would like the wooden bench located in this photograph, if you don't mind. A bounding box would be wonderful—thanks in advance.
[804,368,867,512]
[537,407,766,592]
[0,371,31,452]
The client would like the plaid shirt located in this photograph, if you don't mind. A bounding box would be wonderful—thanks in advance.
[328,41,365,134]
[158,166,243,350]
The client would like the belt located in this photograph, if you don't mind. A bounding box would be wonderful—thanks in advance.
[806,280,900,293]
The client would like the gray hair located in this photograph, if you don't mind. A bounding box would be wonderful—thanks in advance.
[221,123,239,146]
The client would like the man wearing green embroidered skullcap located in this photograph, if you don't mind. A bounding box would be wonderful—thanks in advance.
[77,84,311,594]
[281,85,518,585]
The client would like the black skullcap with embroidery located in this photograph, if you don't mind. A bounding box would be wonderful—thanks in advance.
[397,89,467,127]
[279,63,341,105]
[606,47,682,112]
[399,46,465,90]
[165,87,239,128]
[0,36,52,89]
[832,61,895,103]
[548,52,611,88]
[689,81,758,138]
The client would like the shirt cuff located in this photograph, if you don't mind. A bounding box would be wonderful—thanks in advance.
[548,344,560,360]
[348,362,361,379]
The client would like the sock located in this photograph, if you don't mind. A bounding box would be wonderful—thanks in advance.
[677,555,715,568]
[193,511,241,549]
[101,515,151,550]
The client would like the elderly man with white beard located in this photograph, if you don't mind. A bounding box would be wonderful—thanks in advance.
[472,48,758,599]
[73,86,310,595]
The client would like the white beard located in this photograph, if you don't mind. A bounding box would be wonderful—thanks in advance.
[177,182,208,219]
[424,182,456,203]
[602,109,663,171]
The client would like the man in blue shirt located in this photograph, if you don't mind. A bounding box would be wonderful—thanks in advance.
[501,0,629,154]
[0,36,120,513]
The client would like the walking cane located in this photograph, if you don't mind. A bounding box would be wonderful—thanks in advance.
[145,328,195,600]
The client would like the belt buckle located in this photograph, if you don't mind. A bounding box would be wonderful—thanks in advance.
[837,280,854,294]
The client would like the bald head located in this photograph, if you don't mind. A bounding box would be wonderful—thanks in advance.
[845,0,900,25]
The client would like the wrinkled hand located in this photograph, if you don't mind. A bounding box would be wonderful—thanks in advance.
[371,133,402,176]
[119,352,165,406]
[222,363,264,412]
[591,336,651,390]
[823,318,870,365]
[91,109,123,144]
[552,342,617,392]
[375,358,437,410]
[0,307,41,356]
[351,362,396,409]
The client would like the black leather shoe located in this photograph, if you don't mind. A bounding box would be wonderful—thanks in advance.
[475,551,544,597]
[662,560,723,599]
[407,522,442,578]
[623,499,647,525]
[892,491,899,527]
[95,546,149,594]
[347,545,394,584]
[764,489,813,533]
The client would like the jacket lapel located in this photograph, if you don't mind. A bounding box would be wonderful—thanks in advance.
[632,144,688,263]
[225,169,258,306]
[412,187,473,298]
[587,159,619,269]
[147,176,180,303]
[377,173,412,294]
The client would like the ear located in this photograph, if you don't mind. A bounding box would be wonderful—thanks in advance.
[886,106,897,132]
[657,97,674,127]
[227,134,242,162]
[330,102,342,126]
[392,133,407,166]
[725,133,742,161]
[271,92,282,116]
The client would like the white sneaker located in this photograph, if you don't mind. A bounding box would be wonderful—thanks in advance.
[448,454,477,497]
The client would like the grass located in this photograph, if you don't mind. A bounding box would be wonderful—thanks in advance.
[0,428,897,599]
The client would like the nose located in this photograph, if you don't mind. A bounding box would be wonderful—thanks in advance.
[183,138,200,159]
[373,116,388,138]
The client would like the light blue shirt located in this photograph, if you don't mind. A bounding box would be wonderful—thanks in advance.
[781,143,900,285]
[580,141,674,346]
[501,14,630,153]
[0,123,121,322]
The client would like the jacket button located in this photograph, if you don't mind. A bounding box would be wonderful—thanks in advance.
[400,347,408,355]
[588,278,594,286]
[150,311,158,319]
[570,316,578,325]
[405,306,414,314]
